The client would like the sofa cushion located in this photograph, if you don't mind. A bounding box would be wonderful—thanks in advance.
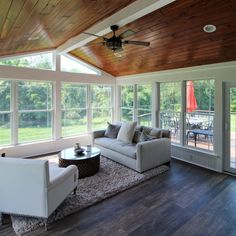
[139,131,157,142]
[94,137,136,159]
[117,121,137,144]
[104,122,121,138]
[150,128,162,138]
[142,126,153,135]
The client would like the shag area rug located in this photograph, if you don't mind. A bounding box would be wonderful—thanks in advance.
[11,156,169,235]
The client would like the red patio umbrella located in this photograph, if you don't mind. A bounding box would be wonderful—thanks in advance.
[186,81,198,112]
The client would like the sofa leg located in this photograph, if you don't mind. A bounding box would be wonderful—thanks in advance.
[73,187,77,195]
[0,213,2,226]
[166,161,171,167]
[0,213,10,225]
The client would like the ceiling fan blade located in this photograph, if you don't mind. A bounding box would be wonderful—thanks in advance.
[88,42,105,46]
[124,40,150,46]
[83,32,107,40]
[118,29,136,39]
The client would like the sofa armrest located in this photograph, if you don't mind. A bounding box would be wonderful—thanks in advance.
[92,129,106,144]
[48,165,78,190]
[136,138,171,172]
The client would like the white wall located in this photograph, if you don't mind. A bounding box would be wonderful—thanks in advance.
[116,61,236,172]
[0,55,116,158]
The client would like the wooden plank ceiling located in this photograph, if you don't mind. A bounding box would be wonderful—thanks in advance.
[70,0,236,76]
[0,0,136,57]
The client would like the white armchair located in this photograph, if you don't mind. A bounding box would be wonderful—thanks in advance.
[0,157,78,230]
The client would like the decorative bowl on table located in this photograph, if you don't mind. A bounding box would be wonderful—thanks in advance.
[74,147,85,155]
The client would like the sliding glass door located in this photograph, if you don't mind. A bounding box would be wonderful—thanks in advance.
[224,82,236,173]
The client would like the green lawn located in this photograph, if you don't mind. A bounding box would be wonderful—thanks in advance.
[0,122,108,145]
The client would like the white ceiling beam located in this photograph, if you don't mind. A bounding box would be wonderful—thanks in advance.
[57,0,175,54]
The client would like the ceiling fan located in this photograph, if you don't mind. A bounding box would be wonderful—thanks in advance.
[83,25,150,53]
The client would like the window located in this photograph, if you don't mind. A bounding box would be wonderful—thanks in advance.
[137,84,152,126]
[61,84,87,136]
[18,81,53,143]
[120,85,134,122]
[0,80,11,145]
[91,85,113,130]
[60,55,100,75]
[160,82,181,143]
[186,80,214,151]
[0,53,53,70]
[120,84,152,125]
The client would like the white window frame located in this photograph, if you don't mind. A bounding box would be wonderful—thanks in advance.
[90,84,113,131]
[17,80,54,144]
[119,84,152,125]
[61,83,88,137]
[0,50,55,71]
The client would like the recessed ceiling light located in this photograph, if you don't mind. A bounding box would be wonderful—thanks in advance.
[203,24,216,33]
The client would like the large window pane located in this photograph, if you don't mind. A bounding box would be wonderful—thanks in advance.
[18,81,53,143]
[91,85,112,130]
[137,84,152,126]
[0,113,11,145]
[120,85,134,121]
[0,80,11,146]
[18,81,52,110]
[186,80,214,151]
[61,84,87,136]
[0,53,53,70]
[160,82,181,143]
[18,112,52,143]
[60,55,99,75]
[92,108,111,130]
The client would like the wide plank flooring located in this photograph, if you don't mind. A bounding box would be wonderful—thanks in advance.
[1,159,236,236]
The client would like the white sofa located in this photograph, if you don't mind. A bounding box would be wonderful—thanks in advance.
[0,157,78,229]
[93,126,171,173]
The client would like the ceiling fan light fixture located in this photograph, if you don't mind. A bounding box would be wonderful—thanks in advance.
[114,52,122,57]
[106,38,122,51]
[203,24,216,33]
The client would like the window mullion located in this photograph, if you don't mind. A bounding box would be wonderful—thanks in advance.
[11,80,18,145]
[181,81,186,146]
[134,84,137,122]
[87,85,91,132]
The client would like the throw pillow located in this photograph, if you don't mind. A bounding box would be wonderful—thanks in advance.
[132,126,143,143]
[139,131,157,142]
[150,128,162,139]
[133,130,142,143]
[104,122,121,138]
[117,121,137,143]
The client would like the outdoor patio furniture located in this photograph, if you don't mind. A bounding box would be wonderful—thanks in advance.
[187,129,213,147]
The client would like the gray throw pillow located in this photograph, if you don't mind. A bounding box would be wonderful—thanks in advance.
[132,126,143,143]
[133,130,142,143]
[139,131,157,142]
[117,121,137,143]
[150,128,162,139]
[104,122,121,138]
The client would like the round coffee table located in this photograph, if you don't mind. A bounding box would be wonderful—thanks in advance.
[58,147,100,178]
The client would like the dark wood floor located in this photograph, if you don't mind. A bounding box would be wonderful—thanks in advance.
[1,159,236,236]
